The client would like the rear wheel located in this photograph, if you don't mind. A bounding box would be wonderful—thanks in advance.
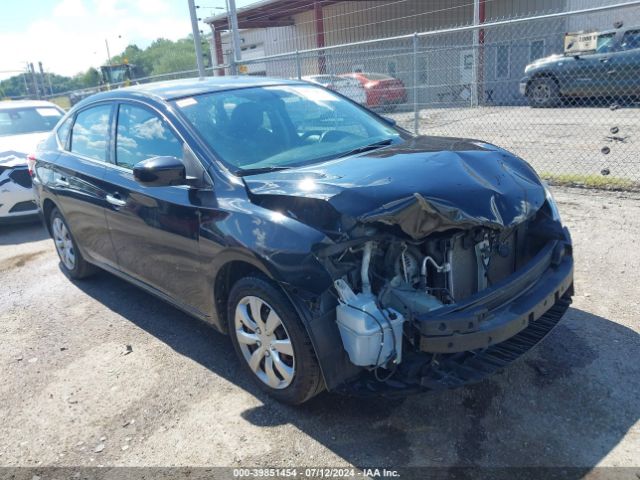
[382,103,398,113]
[50,208,97,279]
[227,276,324,404]
[527,77,561,108]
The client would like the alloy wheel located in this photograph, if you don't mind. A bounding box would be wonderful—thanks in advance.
[52,217,76,270]
[532,83,551,102]
[234,296,295,389]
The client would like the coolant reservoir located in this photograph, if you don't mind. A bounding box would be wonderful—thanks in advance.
[334,280,405,368]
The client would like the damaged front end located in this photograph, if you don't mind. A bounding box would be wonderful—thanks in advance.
[245,137,574,394]
[317,207,572,394]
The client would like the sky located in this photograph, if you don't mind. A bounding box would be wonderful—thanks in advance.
[0,0,256,80]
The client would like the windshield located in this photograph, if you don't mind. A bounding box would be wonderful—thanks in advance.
[0,106,63,137]
[596,33,616,53]
[174,84,402,173]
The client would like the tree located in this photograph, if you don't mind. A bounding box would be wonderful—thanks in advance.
[78,67,101,88]
[1,34,206,99]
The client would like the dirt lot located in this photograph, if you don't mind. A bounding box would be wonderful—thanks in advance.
[0,186,639,471]
[393,106,640,184]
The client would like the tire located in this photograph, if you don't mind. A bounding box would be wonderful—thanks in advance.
[527,77,561,108]
[50,208,97,279]
[227,275,324,404]
[382,103,397,113]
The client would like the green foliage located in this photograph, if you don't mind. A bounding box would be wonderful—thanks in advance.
[111,37,199,78]
[80,67,101,87]
[1,35,206,99]
[0,68,100,98]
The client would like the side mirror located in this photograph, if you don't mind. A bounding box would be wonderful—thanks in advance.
[133,156,186,187]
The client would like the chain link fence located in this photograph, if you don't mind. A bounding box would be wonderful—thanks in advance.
[228,2,640,190]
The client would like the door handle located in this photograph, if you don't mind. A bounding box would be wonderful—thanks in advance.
[106,193,127,207]
[600,57,610,63]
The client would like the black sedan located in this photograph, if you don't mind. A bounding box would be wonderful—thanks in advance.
[32,77,574,404]
[521,26,640,107]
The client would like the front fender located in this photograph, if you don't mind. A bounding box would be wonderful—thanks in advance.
[198,199,360,390]
[201,200,335,292]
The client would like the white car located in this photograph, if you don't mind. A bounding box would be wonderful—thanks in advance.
[301,75,367,104]
[0,100,64,222]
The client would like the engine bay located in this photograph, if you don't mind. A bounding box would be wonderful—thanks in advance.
[325,212,552,372]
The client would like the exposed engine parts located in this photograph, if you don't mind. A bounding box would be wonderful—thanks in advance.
[330,217,549,370]
[334,278,404,369]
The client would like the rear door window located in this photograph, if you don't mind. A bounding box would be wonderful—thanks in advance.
[70,105,112,162]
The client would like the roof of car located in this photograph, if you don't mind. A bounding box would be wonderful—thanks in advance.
[0,100,61,110]
[567,25,640,36]
[81,76,306,104]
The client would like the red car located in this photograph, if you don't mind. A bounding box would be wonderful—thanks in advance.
[341,72,407,111]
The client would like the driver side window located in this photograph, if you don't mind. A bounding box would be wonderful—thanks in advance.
[620,30,640,51]
[115,104,183,170]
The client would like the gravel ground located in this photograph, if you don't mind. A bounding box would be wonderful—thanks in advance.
[393,106,640,183]
[0,186,639,470]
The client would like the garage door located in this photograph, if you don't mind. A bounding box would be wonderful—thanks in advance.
[240,43,266,76]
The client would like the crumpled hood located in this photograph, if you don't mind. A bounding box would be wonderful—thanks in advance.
[0,132,49,167]
[244,136,546,239]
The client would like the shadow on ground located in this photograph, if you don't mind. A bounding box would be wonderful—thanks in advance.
[73,268,639,473]
[0,220,48,245]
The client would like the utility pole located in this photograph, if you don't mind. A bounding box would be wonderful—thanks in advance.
[38,62,53,97]
[22,71,30,97]
[226,0,242,74]
[29,63,40,99]
[188,0,206,79]
[105,39,113,66]
[47,70,54,96]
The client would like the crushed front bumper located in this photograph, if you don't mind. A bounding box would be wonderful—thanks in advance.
[337,231,573,396]
[418,235,573,353]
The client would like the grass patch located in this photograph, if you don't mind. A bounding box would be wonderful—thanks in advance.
[540,172,640,192]
[49,95,71,110]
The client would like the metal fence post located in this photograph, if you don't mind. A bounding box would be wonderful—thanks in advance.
[187,0,206,79]
[471,0,480,107]
[227,0,242,75]
[328,51,335,77]
[413,32,419,135]
[296,50,302,79]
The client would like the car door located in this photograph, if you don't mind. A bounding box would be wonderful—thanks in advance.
[609,29,640,97]
[103,101,213,312]
[561,32,616,98]
[52,103,118,268]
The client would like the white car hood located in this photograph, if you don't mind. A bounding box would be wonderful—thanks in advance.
[0,132,49,168]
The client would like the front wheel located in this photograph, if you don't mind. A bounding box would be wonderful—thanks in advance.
[50,208,97,279]
[527,77,561,108]
[227,276,324,404]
